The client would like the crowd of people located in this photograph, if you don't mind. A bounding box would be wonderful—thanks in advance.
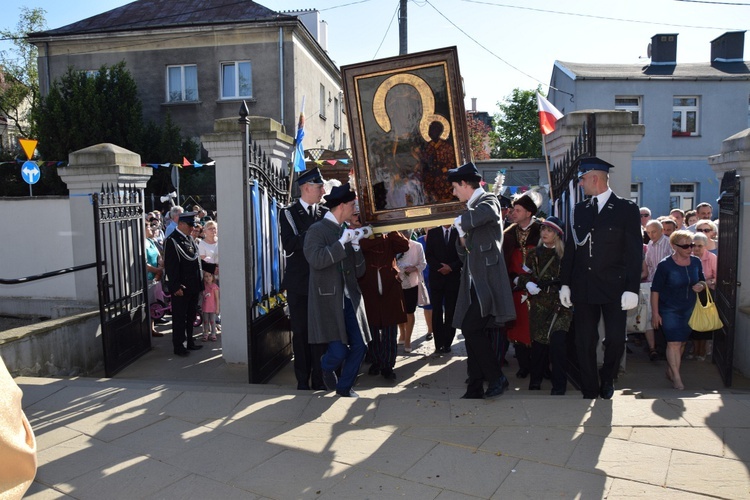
[279,156,721,399]
[143,204,221,355]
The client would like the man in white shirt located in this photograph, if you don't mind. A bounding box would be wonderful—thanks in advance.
[643,219,672,359]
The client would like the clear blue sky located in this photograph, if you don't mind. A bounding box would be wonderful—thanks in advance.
[2,0,747,116]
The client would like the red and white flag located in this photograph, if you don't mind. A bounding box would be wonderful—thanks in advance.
[537,92,564,136]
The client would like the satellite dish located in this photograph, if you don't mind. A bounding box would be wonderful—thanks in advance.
[647,43,652,58]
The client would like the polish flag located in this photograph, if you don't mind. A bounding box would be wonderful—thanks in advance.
[537,92,564,136]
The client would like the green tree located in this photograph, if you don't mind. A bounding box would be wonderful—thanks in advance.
[0,6,46,141]
[33,62,144,160]
[490,87,543,159]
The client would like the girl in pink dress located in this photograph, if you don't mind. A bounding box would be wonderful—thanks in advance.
[200,271,220,341]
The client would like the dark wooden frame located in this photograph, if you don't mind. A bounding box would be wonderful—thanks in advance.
[341,47,470,230]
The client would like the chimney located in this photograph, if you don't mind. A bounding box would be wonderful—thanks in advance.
[649,34,678,65]
[471,97,477,112]
[711,31,745,63]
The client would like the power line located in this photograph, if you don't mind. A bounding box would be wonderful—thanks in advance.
[372,2,400,60]
[319,0,375,11]
[460,0,745,30]
[676,0,750,5]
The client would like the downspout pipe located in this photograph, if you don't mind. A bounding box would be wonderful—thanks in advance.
[279,27,284,132]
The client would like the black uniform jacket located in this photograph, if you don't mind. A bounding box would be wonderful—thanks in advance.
[280,200,329,295]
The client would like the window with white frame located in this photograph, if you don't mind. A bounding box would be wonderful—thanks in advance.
[167,64,198,102]
[333,97,340,128]
[319,84,326,118]
[221,61,252,99]
[615,96,642,125]
[630,183,641,206]
[669,183,695,211]
[672,96,699,137]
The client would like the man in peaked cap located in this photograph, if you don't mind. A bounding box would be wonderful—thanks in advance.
[164,211,204,356]
[280,167,329,390]
[559,156,642,399]
[448,162,515,399]
[304,182,372,397]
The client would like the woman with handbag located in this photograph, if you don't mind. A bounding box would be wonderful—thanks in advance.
[651,230,706,390]
[690,232,717,360]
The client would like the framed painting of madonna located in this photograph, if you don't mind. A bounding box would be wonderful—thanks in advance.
[341,47,470,231]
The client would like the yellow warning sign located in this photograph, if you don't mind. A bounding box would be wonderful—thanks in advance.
[19,139,38,160]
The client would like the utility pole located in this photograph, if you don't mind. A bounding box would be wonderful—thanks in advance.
[399,0,407,55]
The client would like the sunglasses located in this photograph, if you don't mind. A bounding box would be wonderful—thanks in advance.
[697,228,713,233]
[673,243,695,249]
[640,214,650,217]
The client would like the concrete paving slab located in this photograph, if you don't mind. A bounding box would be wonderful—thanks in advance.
[109,417,213,461]
[25,385,125,413]
[145,473,260,500]
[229,448,350,498]
[401,443,518,498]
[665,398,750,428]
[448,398,529,427]
[372,397,452,427]
[723,427,750,462]
[35,434,140,487]
[493,459,612,498]
[163,431,284,483]
[607,477,708,498]
[566,433,671,485]
[23,481,74,499]
[158,390,246,420]
[63,409,167,443]
[630,427,725,457]
[32,424,83,453]
[611,398,692,426]
[666,449,750,498]
[228,393,313,422]
[403,425,497,450]
[199,416,288,441]
[479,426,582,467]
[560,425,634,441]
[317,468,442,499]
[522,398,604,427]
[55,455,189,500]
[296,394,378,426]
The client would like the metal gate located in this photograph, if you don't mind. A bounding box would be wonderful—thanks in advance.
[714,170,741,386]
[240,111,292,383]
[93,184,151,377]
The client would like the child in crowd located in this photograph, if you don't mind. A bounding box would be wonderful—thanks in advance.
[200,271,220,341]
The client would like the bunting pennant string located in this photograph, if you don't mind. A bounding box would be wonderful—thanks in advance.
[0,158,216,168]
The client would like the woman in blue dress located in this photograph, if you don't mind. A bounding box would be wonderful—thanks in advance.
[650,230,705,390]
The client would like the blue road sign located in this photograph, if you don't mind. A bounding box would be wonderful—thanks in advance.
[21,161,40,185]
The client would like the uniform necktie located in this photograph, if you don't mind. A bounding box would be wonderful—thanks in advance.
[592,196,598,215]
[445,228,450,245]
[308,205,314,218]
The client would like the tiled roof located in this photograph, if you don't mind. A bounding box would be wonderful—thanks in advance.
[557,60,750,80]
[29,0,292,38]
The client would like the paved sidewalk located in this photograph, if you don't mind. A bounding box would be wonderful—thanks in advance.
[15,315,750,499]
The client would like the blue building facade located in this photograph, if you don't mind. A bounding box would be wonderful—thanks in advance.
[548,32,749,218]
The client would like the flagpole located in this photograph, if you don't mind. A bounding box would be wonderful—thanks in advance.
[287,96,306,205]
[542,133,554,202]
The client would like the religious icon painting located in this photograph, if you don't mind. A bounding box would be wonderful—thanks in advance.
[341,47,470,231]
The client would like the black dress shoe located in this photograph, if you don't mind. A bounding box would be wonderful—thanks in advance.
[155,318,169,324]
[381,369,396,380]
[322,369,338,391]
[550,389,566,396]
[151,332,165,337]
[442,346,452,353]
[485,375,510,398]
[425,333,433,341]
[600,382,615,400]
[174,349,189,357]
[528,384,541,390]
[368,363,380,376]
[336,389,359,398]
[311,385,328,391]
[187,344,203,350]
[516,368,529,379]
[297,383,311,391]
[460,391,484,399]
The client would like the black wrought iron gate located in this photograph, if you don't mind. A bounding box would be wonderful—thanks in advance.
[714,170,741,386]
[93,184,151,377]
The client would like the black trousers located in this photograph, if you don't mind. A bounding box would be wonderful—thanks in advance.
[171,291,198,351]
[431,285,459,350]
[530,331,567,392]
[462,286,503,395]
[287,290,325,389]
[573,301,626,398]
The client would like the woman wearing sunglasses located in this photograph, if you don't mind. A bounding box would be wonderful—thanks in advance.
[650,230,705,390]
[694,219,718,255]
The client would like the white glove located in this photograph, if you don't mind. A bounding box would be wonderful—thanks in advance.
[352,225,373,243]
[559,285,572,308]
[621,291,639,311]
[526,282,541,295]
[351,241,361,251]
[453,216,466,237]
[338,228,356,246]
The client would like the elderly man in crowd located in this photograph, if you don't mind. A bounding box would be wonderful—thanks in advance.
[164,205,184,238]
[643,219,672,360]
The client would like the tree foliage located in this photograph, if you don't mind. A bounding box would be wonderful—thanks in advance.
[0,6,46,141]
[490,87,543,159]
[466,113,491,161]
[33,62,144,159]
